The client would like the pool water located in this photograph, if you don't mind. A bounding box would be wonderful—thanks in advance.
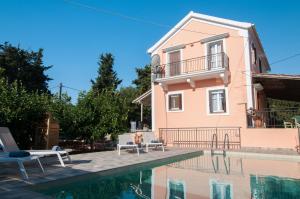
[32,153,300,199]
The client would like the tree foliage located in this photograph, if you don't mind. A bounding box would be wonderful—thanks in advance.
[266,98,300,125]
[119,86,140,126]
[75,89,128,148]
[91,53,122,93]
[0,42,52,93]
[132,64,151,94]
[129,64,152,127]
[0,46,152,150]
[0,76,49,149]
[49,93,77,139]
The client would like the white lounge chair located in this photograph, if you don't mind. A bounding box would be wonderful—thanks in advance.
[0,152,44,180]
[117,134,140,155]
[0,127,71,167]
[142,132,164,152]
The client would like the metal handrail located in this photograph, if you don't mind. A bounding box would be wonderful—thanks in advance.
[211,133,217,149]
[247,108,300,128]
[152,52,229,79]
[223,133,230,150]
[159,127,241,149]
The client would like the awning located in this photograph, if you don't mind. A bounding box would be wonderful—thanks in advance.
[253,73,300,101]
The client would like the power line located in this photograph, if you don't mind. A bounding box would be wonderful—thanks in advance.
[63,1,300,66]
[49,85,59,90]
[270,53,300,66]
[63,0,245,38]
[63,85,83,92]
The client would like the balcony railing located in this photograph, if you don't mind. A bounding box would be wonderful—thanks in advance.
[247,108,300,128]
[152,52,229,79]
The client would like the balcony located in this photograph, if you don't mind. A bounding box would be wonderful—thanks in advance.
[152,52,229,87]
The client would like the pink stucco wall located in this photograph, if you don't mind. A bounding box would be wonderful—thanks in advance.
[153,19,248,134]
[151,16,298,150]
[241,128,299,150]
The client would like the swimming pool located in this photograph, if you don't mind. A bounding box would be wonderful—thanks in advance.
[32,153,300,199]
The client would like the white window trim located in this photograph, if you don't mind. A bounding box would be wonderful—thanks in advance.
[166,91,184,112]
[206,86,229,116]
[165,49,183,77]
[167,179,186,199]
[204,38,227,70]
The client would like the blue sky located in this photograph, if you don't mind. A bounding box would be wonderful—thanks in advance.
[1,0,300,101]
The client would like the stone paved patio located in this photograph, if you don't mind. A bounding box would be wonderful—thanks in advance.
[0,148,200,199]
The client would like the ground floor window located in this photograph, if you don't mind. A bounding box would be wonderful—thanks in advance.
[168,92,183,111]
[208,89,227,113]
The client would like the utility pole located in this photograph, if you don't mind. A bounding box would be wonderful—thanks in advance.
[59,83,63,100]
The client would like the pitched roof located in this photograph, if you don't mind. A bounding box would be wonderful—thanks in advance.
[147,11,253,54]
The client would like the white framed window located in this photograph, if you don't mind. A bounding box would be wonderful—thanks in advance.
[166,91,184,112]
[206,87,229,115]
[166,49,182,77]
[167,179,186,199]
[207,41,223,69]
[205,39,226,70]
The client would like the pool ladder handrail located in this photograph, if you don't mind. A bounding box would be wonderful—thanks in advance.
[211,133,230,155]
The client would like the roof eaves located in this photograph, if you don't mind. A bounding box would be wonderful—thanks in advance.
[132,89,152,104]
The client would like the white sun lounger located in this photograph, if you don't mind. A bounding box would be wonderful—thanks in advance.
[117,134,140,155]
[0,127,71,167]
[142,132,164,152]
[0,152,44,179]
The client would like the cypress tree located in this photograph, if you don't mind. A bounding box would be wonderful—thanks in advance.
[91,53,122,92]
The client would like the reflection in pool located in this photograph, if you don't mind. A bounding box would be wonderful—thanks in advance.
[32,154,300,199]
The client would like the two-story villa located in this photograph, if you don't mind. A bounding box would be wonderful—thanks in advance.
[134,11,300,151]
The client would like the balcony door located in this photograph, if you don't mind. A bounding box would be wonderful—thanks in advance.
[168,50,181,77]
[207,41,223,70]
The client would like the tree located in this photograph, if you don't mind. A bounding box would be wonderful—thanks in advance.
[132,64,151,94]
[132,64,152,127]
[119,87,140,127]
[75,89,128,149]
[0,76,50,149]
[91,53,122,92]
[49,93,77,139]
[0,42,52,93]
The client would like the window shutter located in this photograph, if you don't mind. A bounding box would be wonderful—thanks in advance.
[178,94,182,110]
[168,95,172,110]
[209,91,213,113]
[221,90,226,112]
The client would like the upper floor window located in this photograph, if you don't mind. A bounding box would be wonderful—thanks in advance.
[167,50,181,76]
[209,89,227,113]
[168,92,183,111]
[207,41,224,69]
